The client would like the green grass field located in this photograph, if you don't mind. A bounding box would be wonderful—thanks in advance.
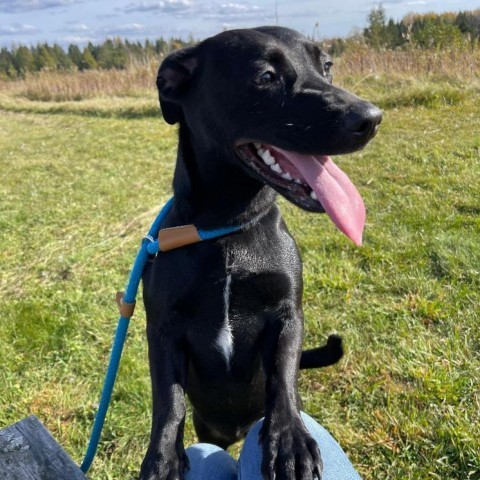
[1,75,479,480]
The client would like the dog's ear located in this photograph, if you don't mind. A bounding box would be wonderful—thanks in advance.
[157,47,199,125]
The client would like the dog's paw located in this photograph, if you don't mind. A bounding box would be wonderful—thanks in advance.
[139,448,189,480]
[260,416,322,480]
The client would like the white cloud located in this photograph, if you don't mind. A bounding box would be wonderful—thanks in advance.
[0,23,38,35]
[66,22,90,32]
[218,2,261,14]
[125,0,194,13]
[369,0,429,7]
[124,0,269,22]
[58,34,97,44]
[0,0,83,13]
[203,2,271,22]
[102,23,146,34]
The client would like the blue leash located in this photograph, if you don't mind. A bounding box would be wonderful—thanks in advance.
[80,196,246,473]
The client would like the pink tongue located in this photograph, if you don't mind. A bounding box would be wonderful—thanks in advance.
[273,147,366,245]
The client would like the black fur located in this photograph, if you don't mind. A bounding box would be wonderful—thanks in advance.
[140,27,381,480]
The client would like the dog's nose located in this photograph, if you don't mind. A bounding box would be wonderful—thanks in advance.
[343,103,383,137]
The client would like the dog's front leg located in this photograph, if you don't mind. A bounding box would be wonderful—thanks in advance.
[139,323,189,480]
[260,303,323,480]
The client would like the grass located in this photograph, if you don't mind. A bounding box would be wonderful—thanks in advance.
[0,60,479,480]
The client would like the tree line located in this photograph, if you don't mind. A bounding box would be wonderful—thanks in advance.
[1,8,479,79]
[329,8,480,55]
[0,37,195,79]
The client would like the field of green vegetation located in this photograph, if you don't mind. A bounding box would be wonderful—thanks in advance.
[1,64,479,479]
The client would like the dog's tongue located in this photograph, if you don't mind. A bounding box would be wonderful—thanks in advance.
[274,148,366,245]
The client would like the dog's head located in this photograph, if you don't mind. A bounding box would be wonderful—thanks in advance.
[157,27,382,245]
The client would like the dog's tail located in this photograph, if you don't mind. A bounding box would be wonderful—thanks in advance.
[300,334,343,369]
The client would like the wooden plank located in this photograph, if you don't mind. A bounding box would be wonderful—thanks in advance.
[0,416,87,480]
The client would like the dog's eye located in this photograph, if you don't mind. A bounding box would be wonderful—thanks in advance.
[324,61,333,73]
[256,71,275,85]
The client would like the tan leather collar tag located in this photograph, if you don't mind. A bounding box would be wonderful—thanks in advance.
[157,224,201,252]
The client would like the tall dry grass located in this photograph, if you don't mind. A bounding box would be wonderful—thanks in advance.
[0,61,160,102]
[0,47,479,103]
[335,45,480,81]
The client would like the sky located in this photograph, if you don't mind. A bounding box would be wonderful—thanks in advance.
[0,0,479,48]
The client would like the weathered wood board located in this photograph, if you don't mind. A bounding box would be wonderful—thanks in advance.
[0,416,87,479]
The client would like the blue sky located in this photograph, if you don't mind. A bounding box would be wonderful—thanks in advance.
[0,0,479,47]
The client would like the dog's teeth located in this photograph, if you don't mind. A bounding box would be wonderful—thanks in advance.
[261,151,275,165]
[257,148,265,155]
[270,163,282,174]
[294,178,302,184]
[254,142,261,149]
[281,172,293,180]
[310,191,318,200]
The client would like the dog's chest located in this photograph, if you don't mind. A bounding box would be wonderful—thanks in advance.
[211,264,296,369]
[206,232,301,368]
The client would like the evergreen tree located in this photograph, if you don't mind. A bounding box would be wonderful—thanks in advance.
[86,42,100,62]
[364,4,388,49]
[13,46,35,76]
[155,38,168,55]
[144,39,156,58]
[97,38,128,69]
[34,44,56,71]
[52,44,73,70]
[0,48,16,78]
[455,11,480,45]
[68,44,83,69]
[80,47,97,70]
[386,19,404,48]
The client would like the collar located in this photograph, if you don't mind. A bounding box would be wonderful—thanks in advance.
[144,196,251,254]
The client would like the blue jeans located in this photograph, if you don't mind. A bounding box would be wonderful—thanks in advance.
[185,412,361,479]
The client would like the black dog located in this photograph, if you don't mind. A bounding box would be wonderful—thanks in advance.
[140,26,381,480]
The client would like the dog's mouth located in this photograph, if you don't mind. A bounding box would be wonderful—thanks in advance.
[235,142,365,245]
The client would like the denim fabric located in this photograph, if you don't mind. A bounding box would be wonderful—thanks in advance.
[185,412,361,480]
